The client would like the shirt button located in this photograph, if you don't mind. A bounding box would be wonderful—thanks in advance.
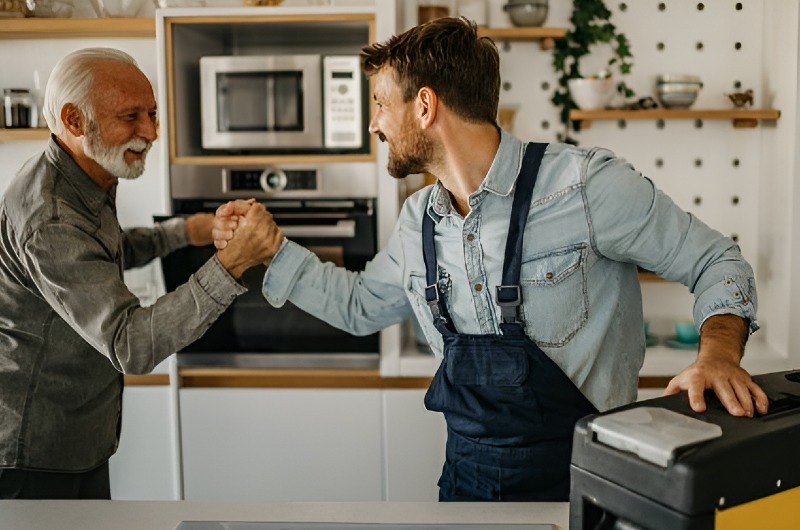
[474,283,482,292]
[546,272,554,279]
[466,234,475,241]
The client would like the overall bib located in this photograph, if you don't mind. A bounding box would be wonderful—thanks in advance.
[422,143,599,502]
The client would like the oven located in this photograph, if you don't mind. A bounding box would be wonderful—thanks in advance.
[160,164,379,369]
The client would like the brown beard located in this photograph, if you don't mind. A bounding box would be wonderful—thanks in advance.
[386,117,434,180]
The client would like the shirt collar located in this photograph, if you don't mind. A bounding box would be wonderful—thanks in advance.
[45,135,117,214]
[425,129,525,221]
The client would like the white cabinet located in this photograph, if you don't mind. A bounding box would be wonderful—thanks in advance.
[179,387,383,501]
[109,385,179,500]
[382,388,446,501]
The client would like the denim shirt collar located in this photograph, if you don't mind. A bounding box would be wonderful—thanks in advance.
[426,129,524,221]
[44,135,117,215]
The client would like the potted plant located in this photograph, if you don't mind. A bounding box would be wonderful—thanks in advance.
[551,0,634,144]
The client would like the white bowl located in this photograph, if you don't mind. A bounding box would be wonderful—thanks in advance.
[568,77,616,110]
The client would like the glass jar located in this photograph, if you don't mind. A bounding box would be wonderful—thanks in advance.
[3,88,37,129]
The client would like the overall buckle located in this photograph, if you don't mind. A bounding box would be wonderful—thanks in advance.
[495,285,521,324]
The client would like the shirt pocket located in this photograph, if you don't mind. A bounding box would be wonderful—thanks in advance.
[519,244,588,348]
[407,272,445,357]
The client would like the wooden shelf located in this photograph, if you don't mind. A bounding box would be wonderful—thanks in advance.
[0,17,155,39]
[570,108,781,129]
[0,128,49,142]
[477,26,566,49]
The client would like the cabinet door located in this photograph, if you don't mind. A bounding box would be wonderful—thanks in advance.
[382,389,447,501]
[180,388,383,501]
[109,385,178,500]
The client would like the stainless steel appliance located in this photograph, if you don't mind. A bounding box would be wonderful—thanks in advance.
[199,54,365,152]
[160,164,379,369]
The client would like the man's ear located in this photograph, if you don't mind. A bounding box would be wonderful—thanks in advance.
[417,87,438,129]
[61,104,84,137]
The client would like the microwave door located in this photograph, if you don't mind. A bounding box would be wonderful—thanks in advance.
[200,55,323,150]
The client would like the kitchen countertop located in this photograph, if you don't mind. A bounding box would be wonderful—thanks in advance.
[0,501,569,530]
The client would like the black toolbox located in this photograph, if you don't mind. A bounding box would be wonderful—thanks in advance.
[569,370,800,530]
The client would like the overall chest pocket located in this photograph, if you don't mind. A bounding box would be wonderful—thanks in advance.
[519,244,588,348]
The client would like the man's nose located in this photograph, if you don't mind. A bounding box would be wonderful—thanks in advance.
[138,115,158,142]
[368,116,379,135]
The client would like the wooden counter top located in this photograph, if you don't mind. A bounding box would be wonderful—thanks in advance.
[178,368,432,389]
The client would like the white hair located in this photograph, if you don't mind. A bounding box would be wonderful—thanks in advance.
[43,47,139,136]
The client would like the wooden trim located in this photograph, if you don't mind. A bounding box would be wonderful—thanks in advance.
[124,373,170,386]
[0,18,155,39]
[0,128,50,142]
[170,153,376,165]
[178,368,432,389]
[638,271,666,283]
[570,108,781,128]
[478,26,566,43]
[164,13,376,26]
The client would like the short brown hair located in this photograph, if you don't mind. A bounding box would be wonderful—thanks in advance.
[361,17,499,125]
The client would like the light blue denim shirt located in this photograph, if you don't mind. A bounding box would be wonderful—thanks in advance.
[263,131,757,411]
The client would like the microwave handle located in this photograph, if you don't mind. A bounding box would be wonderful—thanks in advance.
[280,220,356,239]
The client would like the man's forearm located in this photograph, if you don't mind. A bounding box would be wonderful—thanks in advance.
[698,314,749,363]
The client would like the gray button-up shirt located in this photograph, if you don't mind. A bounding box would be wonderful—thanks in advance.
[0,137,246,472]
[263,132,757,412]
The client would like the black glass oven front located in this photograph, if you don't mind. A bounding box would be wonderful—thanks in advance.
[157,197,379,368]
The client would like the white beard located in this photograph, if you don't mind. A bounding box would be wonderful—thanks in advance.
[83,122,151,180]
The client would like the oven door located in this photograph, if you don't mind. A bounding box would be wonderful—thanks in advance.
[155,199,379,369]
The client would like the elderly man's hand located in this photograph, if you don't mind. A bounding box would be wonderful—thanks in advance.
[184,213,216,247]
[216,201,283,279]
[213,199,255,250]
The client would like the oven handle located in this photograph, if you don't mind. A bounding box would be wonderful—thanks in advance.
[280,219,356,239]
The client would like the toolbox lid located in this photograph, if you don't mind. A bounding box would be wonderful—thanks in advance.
[589,406,723,467]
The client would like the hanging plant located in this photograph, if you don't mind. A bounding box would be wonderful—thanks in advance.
[551,0,635,144]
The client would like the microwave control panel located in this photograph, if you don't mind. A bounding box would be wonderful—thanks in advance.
[228,168,317,193]
[323,56,363,148]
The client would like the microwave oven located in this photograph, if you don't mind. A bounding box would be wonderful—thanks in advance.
[199,54,364,151]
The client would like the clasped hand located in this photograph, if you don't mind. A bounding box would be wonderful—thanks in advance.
[213,199,284,279]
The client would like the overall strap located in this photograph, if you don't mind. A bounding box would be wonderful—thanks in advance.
[422,203,452,327]
[496,142,548,325]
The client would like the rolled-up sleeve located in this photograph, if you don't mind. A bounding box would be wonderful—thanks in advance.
[263,226,414,336]
[23,223,246,374]
[584,147,758,334]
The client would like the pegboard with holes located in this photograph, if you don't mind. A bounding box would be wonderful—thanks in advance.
[400,1,800,360]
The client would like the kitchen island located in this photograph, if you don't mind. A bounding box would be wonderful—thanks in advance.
[0,501,568,530]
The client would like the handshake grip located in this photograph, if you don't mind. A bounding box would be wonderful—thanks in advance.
[213,199,284,279]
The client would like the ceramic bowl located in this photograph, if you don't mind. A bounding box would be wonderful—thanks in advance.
[656,74,702,108]
[568,77,616,110]
[674,322,699,344]
[503,1,548,27]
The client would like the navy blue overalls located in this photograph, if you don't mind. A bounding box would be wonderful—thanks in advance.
[422,142,599,502]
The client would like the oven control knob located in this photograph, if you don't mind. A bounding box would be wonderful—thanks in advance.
[259,168,288,192]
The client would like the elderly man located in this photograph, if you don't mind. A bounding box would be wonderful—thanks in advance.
[0,48,280,499]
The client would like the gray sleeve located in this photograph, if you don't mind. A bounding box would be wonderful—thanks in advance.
[24,223,246,374]
[122,217,189,270]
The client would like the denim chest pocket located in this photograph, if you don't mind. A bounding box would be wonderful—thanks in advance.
[519,244,588,347]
